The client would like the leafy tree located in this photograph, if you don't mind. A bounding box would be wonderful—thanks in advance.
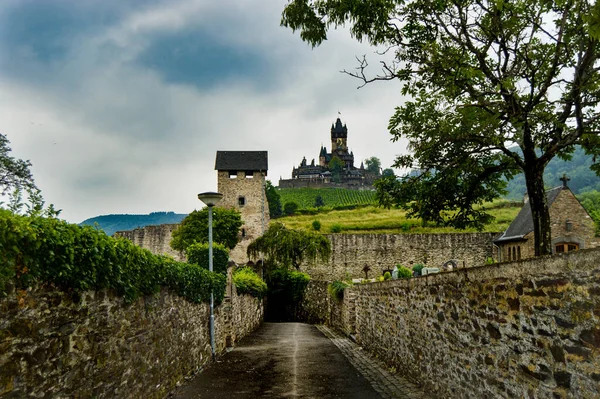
[314,195,325,208]
[328,156,344,183]
[170,207,243,251]
[312,220,321,231]
[247,222,331,270]
[382,168,395,178]
[364,157,381,176]
[185,242,230,274]
[283,201,299,216]
[265,180,283,218]
[282,0,600,256]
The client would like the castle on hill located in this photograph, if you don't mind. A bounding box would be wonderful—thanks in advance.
[278,117,378,189]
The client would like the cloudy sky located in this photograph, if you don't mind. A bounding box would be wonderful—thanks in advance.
[0,0,408,223]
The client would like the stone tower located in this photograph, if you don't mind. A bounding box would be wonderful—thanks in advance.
[215,151,269,264]
[330,117,348,152]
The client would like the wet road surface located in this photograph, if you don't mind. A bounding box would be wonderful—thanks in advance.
[169,322,383,399]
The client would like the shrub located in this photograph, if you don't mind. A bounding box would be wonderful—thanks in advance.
[396,265,413,279]
[0,210,226,304]
[233,267,267,298]
[185,242,229,275]
[328,280,352,300]
[383,271,392,280]
[330,223,342,233]
[284,202,299,216]
[412,264,425,276]
[312,220,321,231]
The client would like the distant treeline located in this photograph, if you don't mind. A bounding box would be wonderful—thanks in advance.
[79,211,187,236]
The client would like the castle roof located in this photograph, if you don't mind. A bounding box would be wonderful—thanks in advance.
[215,151,268,172]
[331,118,347,138]
[493,186,563,244]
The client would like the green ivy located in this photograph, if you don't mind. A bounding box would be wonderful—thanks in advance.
[0,210,225,304]
[233,267,267,298]
[185,242,229,275]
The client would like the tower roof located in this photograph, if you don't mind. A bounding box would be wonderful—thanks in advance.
[215,151,268,171]
[331,117,348,138]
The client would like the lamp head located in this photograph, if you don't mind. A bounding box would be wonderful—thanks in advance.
[197,191,223,207]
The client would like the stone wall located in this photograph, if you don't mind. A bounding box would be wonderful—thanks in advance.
[331,248,600,398]
[302,233,497,280]
[0,277,263,398]
[114,224,184,262]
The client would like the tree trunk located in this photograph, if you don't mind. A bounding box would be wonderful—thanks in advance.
[523,166,552,256]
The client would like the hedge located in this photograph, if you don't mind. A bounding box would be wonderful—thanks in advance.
[232,267,267,298]
[0,209,225,304]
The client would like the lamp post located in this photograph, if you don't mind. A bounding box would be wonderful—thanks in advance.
[197,191,223,361]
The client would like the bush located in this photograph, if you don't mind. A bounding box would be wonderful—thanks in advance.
[396,265,413,279]
[312,220,321,231]
[233,267,267,298]
[383,271,392,280]
[185,242,229,275]
[330,223,342,233]
[328,280,352,300]
[0,210,225,304]
[284,202,299,216]
[412,264,424,276]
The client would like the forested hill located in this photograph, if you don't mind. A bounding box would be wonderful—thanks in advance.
[505,146,599,199]
[79,212,187,236]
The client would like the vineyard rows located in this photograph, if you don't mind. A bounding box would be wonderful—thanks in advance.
[278,188,376,209]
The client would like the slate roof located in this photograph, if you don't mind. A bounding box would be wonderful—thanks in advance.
[215,151,268,171]
[493,186,563,244]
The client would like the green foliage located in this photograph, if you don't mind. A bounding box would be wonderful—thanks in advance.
[396,265,413,279]
[328,280,352,300]
[185,242,229,275]
[329,156,344,183]
[412,264,424,276]
[382,168,395,178]
[233,267,267,298]
[80,212,187,236]
[247,222,331,270]
[282,0,600,255]
[364,157,381,175]
[383,271,391,281]
[266,180,283,219]
[278,187,376,210]
[283,202,299,216]
[314,195,325,208]
[0,210,225,304]
[330,223,342,233]
[311,220,321,231]
[267,268,310,303]
[170,207,242,251]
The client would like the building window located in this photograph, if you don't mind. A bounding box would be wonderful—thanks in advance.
[241,228,246,238]
[517,246,521,260]
[507,247,511,261]
[229,171,238,179]
[245,171,254,179]
[238,196,246,207]
[555,243,579,253]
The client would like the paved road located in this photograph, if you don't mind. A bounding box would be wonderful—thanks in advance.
[169,323,429,399]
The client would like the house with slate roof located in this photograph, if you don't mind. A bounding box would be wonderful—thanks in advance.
[215,151,269,264]
[493,177,599,262]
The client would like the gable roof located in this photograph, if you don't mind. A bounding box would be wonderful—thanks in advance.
[493,186,563,244]
[215,151,268,172]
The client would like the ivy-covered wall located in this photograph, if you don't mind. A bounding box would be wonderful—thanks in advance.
[0,281,263,398]
[331,248,600,398]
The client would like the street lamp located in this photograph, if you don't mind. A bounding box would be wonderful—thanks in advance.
[197,191,223,361]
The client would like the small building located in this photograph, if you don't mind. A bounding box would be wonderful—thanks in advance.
[493,178,598,261]
[215,151,269,264]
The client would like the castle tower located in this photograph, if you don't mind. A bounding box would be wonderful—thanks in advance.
[215,151,269,264]
[331,117,348,152]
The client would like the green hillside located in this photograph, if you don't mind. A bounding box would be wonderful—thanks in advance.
[80,211,187,236]
[278,187,376,210]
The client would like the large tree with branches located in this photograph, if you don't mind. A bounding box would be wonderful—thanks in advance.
[282,0,600,255]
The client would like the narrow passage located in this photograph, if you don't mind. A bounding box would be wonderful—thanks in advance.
[169,322,382,399]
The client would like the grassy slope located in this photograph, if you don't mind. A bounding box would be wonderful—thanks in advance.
[275,200,522,234]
